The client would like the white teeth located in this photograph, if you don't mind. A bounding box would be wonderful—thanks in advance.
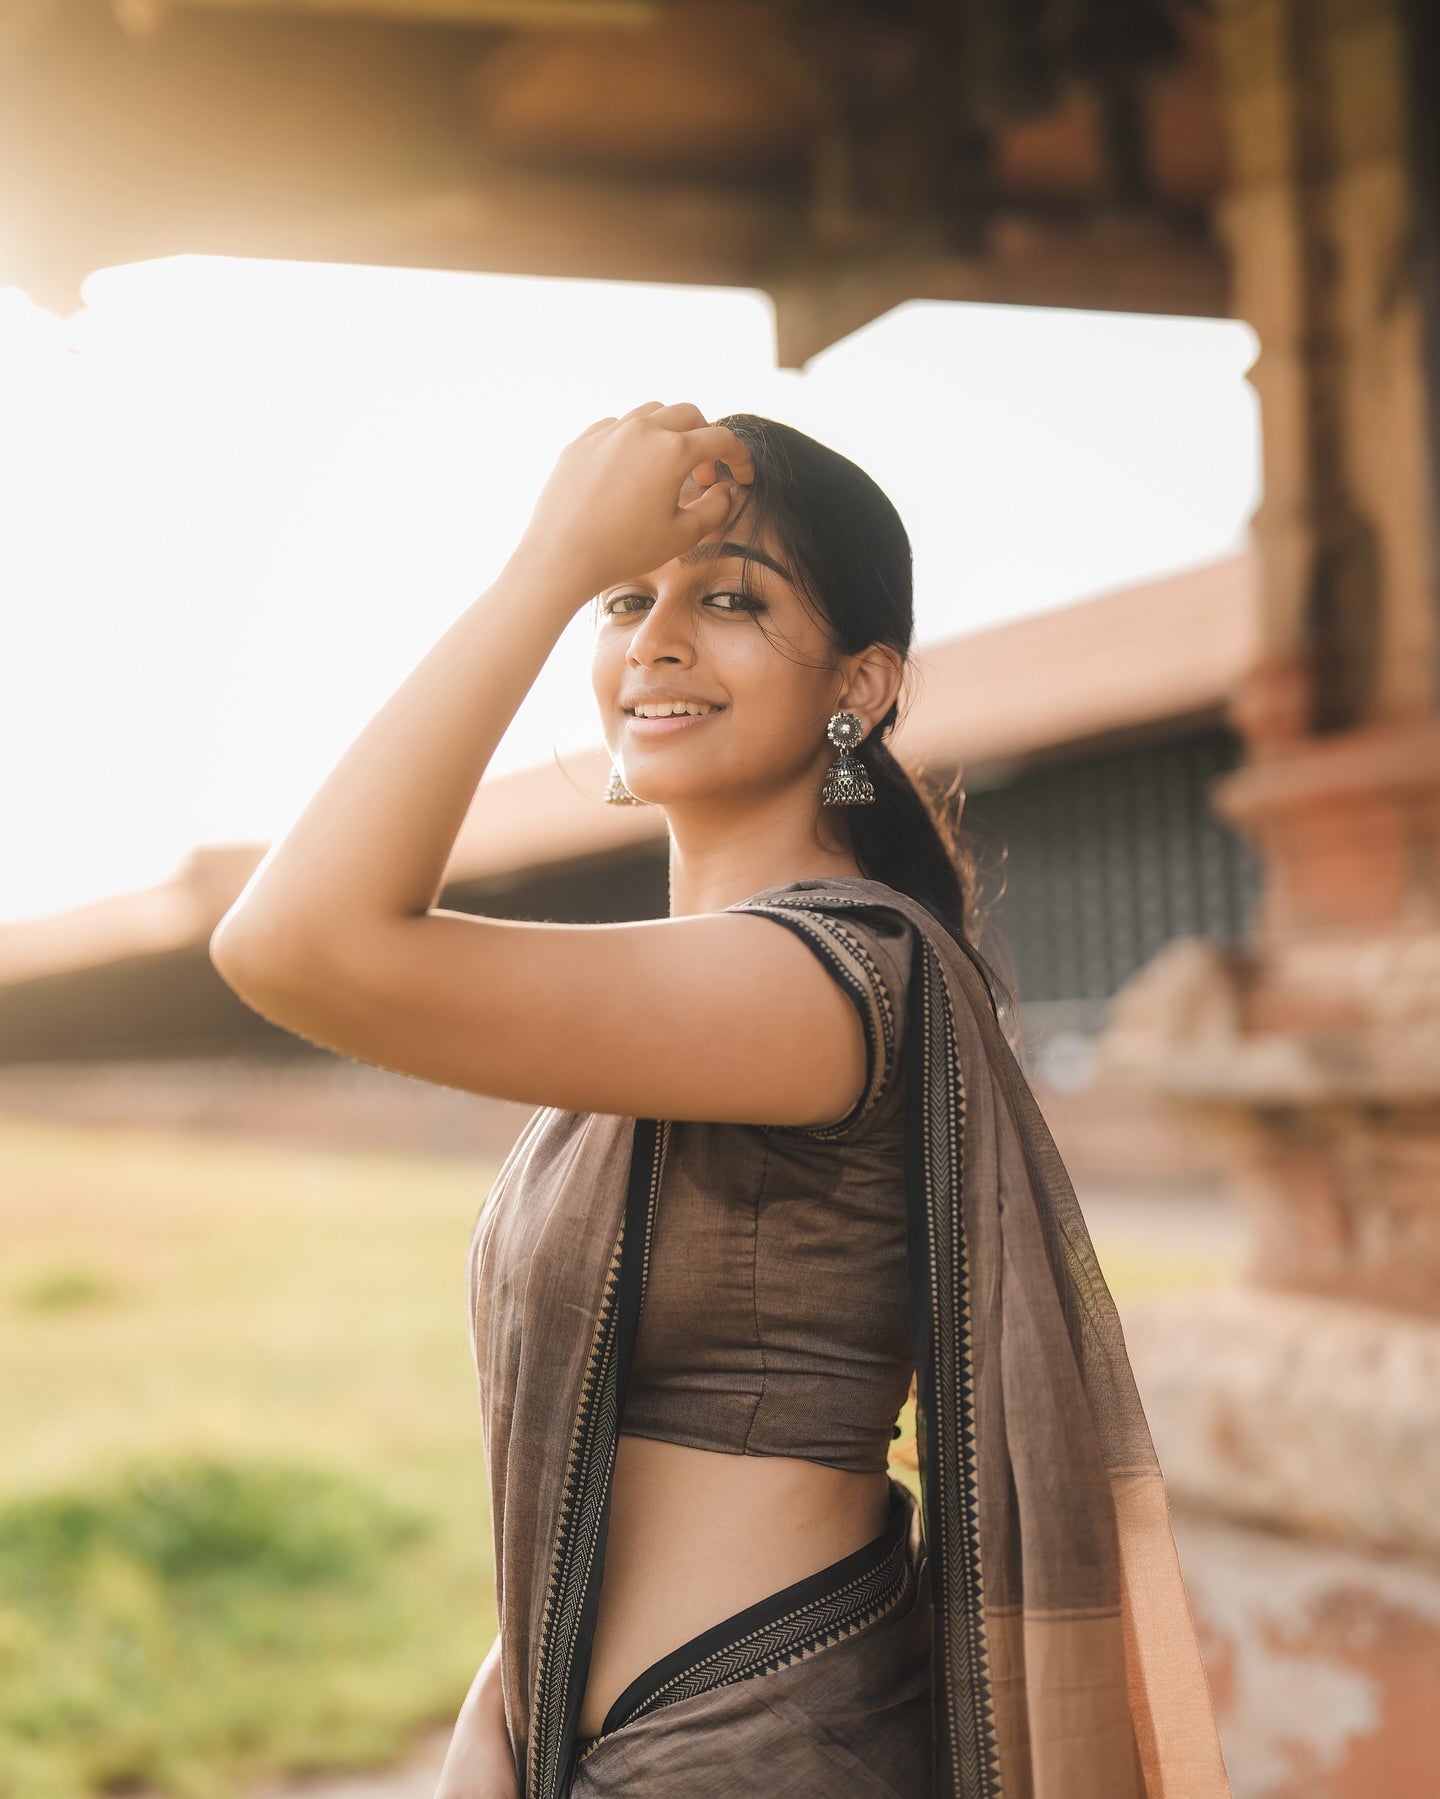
[629,702,719,717]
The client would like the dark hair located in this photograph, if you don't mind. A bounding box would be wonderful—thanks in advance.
[711,413,1021,1037]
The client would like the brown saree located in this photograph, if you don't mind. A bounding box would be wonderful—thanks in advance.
[467,876,1232,1798]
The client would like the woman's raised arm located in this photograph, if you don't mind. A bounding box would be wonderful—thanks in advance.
[212,901,869,1128]
[208,404,869,1129]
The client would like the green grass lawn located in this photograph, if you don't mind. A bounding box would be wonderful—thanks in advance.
[1,1119,500,1799]
[0,1117,1234,1799]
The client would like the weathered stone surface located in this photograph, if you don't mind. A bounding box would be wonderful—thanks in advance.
[1174,1506,1440,1799]
[1096,919,1440,1309]
[1126,1287,1440,1559]
[1097,917,1440,1103]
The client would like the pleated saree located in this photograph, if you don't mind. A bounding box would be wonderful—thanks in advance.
[466,876,1232,1797]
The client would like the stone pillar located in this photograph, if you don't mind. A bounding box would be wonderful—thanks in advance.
[1095,2,1440,1792]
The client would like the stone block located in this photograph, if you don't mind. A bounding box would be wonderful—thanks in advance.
[1125,1286,1440,1559]
[1174,1505,1440,1799]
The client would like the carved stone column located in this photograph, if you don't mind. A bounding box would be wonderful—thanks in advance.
[1094,1,1440,1791]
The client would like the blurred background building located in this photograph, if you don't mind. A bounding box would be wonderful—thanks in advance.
[3,2,1439,1794]
[0,552,1260,1168]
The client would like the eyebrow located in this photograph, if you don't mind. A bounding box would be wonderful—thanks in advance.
[597,540,796,600]
[676,540,795,585]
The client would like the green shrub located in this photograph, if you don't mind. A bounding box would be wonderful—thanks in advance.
[12,1265,124,1313]
[0,1457,427,1595]
[0,1456,436,1799]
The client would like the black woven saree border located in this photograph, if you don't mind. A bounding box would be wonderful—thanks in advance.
[730,902,894,1140]
[902,932,1001,1795]
[571,1477,915,1768]
[746,892,1002,1797]
[526,1115,669,1799]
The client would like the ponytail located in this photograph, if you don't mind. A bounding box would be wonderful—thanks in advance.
[852,731,1024,1054]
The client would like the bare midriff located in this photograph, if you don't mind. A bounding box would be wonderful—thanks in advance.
[577,1432,892,1741]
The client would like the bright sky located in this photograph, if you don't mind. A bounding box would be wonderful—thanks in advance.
[0,257,1259,925]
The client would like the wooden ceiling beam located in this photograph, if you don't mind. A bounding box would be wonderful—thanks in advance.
[770,213,1226,370]
[119,0,658,28]
[201,172,1226,369]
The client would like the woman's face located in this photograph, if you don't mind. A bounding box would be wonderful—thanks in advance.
[591,508,863,810]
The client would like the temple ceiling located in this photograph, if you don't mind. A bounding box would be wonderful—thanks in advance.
[1,0,1228,362]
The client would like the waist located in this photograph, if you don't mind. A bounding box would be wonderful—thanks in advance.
[580,1436,891,1738]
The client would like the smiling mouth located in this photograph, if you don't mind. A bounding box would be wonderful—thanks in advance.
[622,708,727,723]
[622,706,727,731]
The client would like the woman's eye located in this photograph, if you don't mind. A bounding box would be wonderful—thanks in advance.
[601,591,760,616]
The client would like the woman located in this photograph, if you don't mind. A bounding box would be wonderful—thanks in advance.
[210,402,1231,1798]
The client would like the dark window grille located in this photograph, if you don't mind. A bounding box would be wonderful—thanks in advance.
[963,725,1262,1011]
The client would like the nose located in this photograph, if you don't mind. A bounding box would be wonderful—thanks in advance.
[627,586,697,668]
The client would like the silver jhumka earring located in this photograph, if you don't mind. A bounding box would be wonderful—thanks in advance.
[821,709,876,806]
[604,763,650,805]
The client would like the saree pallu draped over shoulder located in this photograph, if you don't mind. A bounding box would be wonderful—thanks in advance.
[467,878,1233,1799]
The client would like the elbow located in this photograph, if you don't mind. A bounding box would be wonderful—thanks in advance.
[208,910,311,1000]
[208,920,249,993]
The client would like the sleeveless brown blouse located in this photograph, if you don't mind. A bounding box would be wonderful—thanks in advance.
[618,897,918,1474]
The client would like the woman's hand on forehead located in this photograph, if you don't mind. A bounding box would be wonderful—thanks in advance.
[512,401,756,603]
[602,400,755,488]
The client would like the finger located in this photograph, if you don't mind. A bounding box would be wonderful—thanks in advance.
[680,425,755,483]
[644,400,708,431]
[638,406,753,485]
[682,451,750,491]
[619,400,668,420]
[677,479,737,539]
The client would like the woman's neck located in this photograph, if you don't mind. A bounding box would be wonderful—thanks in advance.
[665,853,865,918]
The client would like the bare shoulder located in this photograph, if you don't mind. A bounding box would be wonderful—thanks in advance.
[209,902,892,1128]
